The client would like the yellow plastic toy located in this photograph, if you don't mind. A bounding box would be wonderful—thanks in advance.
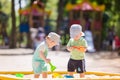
[52,73,63,78]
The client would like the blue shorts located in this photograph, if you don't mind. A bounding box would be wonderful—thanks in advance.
[32,60,47,74]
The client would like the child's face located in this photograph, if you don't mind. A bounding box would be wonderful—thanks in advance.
[46,37,56,48]
[74,32,82,40]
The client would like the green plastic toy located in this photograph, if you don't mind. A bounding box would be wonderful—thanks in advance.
[49,62,56,72]
[15,73,24,78]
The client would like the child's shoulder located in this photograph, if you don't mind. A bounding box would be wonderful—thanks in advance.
[80,37,86,42]
[36,41,47,50]
[80,37,85,40]
[37,41,45,48]
[70,38,74,41]
[69,38,74,42]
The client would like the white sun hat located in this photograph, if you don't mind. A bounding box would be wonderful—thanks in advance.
[48,32,60,45]
[70,24,85,38]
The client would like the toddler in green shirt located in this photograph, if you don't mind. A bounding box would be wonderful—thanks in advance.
[67,24,88,78]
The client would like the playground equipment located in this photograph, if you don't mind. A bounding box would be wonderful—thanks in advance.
[0,71,120,80]
[18,0,51,48]
[66,0,105,51]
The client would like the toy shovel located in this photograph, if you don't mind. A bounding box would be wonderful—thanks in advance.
[49,62,56,72]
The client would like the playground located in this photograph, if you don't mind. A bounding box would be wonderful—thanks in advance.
[0,0,120,79]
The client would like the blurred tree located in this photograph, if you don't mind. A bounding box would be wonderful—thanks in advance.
[56,0,64,32]
[56,0,69,32]
[0,2,1,9]
[19,0,21,24]
[0,0,11,47]
[9,0,16,48]
[0,11,9,46]
[19,0,32,48]
[0,0,11,14]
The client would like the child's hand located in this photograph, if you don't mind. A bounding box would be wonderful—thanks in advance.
[67,47,74,52]
[45,58,51,63]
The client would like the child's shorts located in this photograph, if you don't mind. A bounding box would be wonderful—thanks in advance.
[67,59,86,73]
[32,60,47,74]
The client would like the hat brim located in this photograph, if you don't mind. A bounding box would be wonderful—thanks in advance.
[81,32,85,36]
[48,36,60,45]
[70,32,85,38]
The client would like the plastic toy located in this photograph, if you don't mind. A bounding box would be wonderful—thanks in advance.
[72,46,85,51]
[52,73,63,78]
[72,46,82,49]
[64,75,74,78]
[49,62,56,72]
[15,73,24,78]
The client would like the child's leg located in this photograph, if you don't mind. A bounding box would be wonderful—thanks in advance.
[80,73,85,78]
[34,74,40,78]
[42,72,47,78]
[67,59,75,76]
[68,72,74,76]
[76,59,86,78]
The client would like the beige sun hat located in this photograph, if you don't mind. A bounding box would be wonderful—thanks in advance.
[48,32,60,45]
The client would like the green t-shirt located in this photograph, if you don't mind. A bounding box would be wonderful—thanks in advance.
[67,37,88,60]
[32,41,48,61]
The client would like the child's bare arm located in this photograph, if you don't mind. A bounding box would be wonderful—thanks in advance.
[39,51,50,63]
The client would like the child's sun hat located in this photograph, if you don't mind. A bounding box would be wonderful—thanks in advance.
[70,24,85,38]
[48,32,60,45]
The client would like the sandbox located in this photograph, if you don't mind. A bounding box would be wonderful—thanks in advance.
[0,71,120,80]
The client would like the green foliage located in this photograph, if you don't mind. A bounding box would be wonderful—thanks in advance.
[0,2,2,9]
[0,0,11,14]
[116,20,120,37]
[114,0,120,11]
[69,0,82,4]
[0,12,8,23]
[45,0,58,31]
[40,0,47,4]
[76,0,82,3]
[91,0,120,38]
[0,0,11,35]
